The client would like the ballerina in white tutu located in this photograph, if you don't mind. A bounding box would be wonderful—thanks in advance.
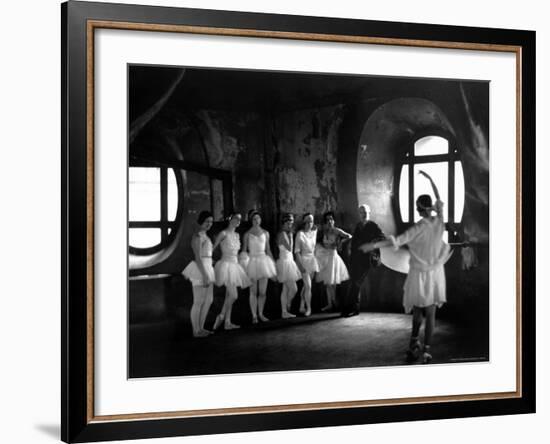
[276,213,301,319]
[181,211,215,338]
[212,213,251,330]
[315,211,351,312]
[242,212,277,323]
[294,213,320,317]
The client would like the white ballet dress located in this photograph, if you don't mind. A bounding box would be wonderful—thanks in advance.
[181,232,215,286]
[244,232,277,280]
[389,201,452,313]
[214,232,251,288]
[315,231,350,285]
[276,233,302,283]
[294,229,320,274]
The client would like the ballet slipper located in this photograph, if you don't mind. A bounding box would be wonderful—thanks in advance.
[213,314,224,331]
[252,316,258,324]
[224,322,240,330]
[281,311,295,319]
[422,346,432,364]
[201,328,213,335]
[406,339,421,362]
[321,304,333,312]
[259,314,269,322]
[193,330,209,338]
[304,309,311,317]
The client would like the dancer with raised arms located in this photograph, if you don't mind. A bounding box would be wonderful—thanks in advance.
[315,211,352,312]
[360,171,452,363]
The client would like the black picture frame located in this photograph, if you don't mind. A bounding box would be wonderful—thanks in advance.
[61,1,536,442]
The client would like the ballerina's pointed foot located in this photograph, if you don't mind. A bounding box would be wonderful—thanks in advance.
[304,309,311,317]
[405,340,421,363]
[213,315,224,331]
[224,322,240,330]
[282,311,296,319]
[321,304,333,312]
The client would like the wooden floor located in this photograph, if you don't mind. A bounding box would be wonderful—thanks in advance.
[129,312,489,378]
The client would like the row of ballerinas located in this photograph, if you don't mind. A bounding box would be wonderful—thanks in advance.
[182,210,353,337]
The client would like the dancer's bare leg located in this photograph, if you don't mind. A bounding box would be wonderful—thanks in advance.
[280,284,288,317]
[286,280,296,311]
[224,285,240,330]
[191,286,208,337]
[249,280,258,323]
[199,284,213,334]
[303,272,312,316]
[258,278,269,321]
[281,282,296,318]
[406,306,423,361]
[299,281,306,314]
[322,285,336,311]
[422,305,436,363]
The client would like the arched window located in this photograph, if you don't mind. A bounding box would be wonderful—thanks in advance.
[129,166,181,254]
[398,135,465,241]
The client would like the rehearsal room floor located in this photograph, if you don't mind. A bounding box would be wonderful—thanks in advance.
[129,312,489,378]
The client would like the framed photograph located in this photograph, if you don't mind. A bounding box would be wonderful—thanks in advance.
[62,1,535,442]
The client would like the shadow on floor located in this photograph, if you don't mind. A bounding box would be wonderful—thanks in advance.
[129,312,489,378]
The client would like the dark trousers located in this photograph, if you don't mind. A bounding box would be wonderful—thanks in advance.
[341,269,369,315]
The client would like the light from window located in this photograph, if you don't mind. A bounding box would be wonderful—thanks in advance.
[414,136,449,156]
[129,167,160,221]
[168,170,178,221]
[413,162,448,222]
[399,165,409,222]
[129,166,179,251]
[129,228,161,249]
[398,136,465,227]
[455,161,465,222]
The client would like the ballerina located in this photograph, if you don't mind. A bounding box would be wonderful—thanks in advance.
[212,213,251,330]
[181,211,215,337]
[360,170,452,364]
[275,213,301,319]
[241,212,277,323]
[315,211,351,312]
[294,213,320,317]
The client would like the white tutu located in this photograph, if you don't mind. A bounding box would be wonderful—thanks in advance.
[215,257,251,288]
[299,254,320,274]
[246,254,277,280]
[315,246,349,284]
[182,258,215,286]
[276,247,302,283]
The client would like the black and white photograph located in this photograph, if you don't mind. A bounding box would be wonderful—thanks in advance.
[128,65,490,379]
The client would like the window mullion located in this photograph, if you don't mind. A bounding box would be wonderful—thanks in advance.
[160,168,168,240]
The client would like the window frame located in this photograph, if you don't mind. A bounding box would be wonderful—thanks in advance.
[129,156,234,256]
[394,129,462,242]
[128,161,185,255]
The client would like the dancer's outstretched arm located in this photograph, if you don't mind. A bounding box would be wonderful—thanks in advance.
[418,170,440,201]
[418,170,443,218]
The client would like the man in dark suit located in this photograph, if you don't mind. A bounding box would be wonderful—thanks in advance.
[341,204,385,317]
